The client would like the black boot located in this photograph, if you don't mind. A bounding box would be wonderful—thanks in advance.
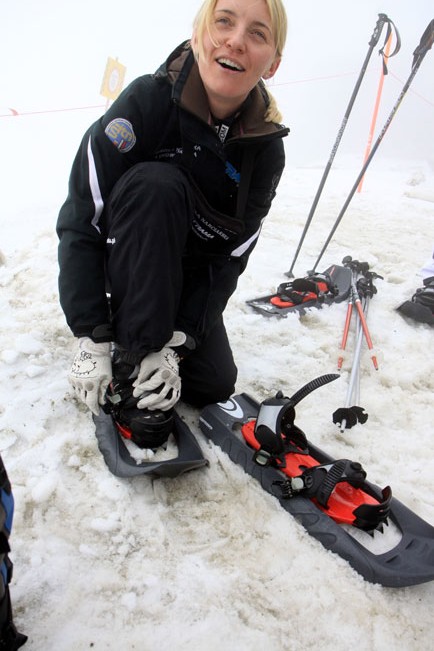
[397,276,434,326]
[413,276,434,311]
[106,353,173,449]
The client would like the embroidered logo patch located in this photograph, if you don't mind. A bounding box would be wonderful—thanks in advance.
[104,118,136,153]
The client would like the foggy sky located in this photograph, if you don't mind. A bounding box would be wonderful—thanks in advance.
[3,0,434,164]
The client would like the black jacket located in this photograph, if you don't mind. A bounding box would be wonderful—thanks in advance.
[57,41,289,347]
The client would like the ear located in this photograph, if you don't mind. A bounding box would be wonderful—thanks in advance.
[263,57,281,80]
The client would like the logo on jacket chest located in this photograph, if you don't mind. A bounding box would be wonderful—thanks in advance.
[155,146,240,185]
[155,145,203,161]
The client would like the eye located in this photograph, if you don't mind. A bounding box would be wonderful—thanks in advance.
[215,16,232,28]
[252,29,267,41]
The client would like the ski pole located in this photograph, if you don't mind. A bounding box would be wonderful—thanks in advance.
[350,274,378,370]
[285,14,399,278]
[337,291,354,371]
[357,29,394,193]
[338,306,365,432]
[340,257,380,370]
[334,267,381,431]
[336,298,371,432]
[338,258,368,370]
[311,19,434,274]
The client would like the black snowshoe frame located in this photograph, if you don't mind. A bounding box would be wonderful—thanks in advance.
[234,375,391,532]
[247,265,352,317]
[199,381,434,587]
[94,409,208,478]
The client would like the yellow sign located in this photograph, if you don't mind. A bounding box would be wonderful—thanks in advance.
[100,57,126,101]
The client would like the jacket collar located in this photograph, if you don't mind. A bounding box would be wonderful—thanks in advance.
[155,41,288,140]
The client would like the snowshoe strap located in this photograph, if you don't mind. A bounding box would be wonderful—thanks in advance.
[272,459,366,502]
[273,460,392,531]
[275,284,308,305]
[253,393,308,467]
[301,459,366,507]
[292,272,338,297]
[276,272,338,303]
[253,377,340,466]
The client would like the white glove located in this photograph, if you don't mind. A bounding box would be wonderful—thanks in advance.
[68,337,112,415]
[132,347,181,411]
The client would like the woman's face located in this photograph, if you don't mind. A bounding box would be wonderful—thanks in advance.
[193,0,280,118]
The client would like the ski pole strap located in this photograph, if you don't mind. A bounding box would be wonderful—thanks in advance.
[378,17,401,75]
[369,14,400,75]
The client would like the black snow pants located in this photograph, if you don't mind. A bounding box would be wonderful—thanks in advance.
[105,162,237,407]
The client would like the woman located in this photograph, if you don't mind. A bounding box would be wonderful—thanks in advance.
[57,0,289,449]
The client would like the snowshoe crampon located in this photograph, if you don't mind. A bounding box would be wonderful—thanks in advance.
[199,375,434,587]
[247,264,352,317]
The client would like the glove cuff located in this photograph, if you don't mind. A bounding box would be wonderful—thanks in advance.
[167,331,196,359]
[74,323,113,343]
[116,331,196,366]
[78,337,111,355]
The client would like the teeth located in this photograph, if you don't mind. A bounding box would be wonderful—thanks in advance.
[217,58,243,71]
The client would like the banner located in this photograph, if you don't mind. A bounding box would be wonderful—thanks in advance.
[100,57,126,102]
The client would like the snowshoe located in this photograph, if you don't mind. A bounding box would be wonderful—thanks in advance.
[199,375,434,587]
[247,264,352,317]
[94,345,208,478]
[104,350,177,449]
[105,377,174,450]
[397,276,434,326]
[94,408,208,479]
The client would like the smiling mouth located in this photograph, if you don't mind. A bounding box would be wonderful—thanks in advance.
[216,58,245,72]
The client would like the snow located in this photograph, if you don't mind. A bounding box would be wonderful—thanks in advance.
[2,111,434,650]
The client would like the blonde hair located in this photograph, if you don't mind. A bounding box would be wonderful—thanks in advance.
[264,88,282,123]
[193,0,287,123]
[193,0,287,57]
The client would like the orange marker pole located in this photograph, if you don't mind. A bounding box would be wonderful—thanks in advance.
[358,32,393,193]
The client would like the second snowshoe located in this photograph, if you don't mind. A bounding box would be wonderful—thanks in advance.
[247,264,352,316]
[199,375,434,587]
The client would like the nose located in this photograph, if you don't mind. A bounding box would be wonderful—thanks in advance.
[225,25,246,52]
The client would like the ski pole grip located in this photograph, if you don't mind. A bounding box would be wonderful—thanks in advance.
[421,19,434,50]
[369,14,389,47]
[413,19,434,61]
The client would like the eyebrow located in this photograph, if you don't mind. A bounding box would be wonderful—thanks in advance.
[215,8,272,34]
